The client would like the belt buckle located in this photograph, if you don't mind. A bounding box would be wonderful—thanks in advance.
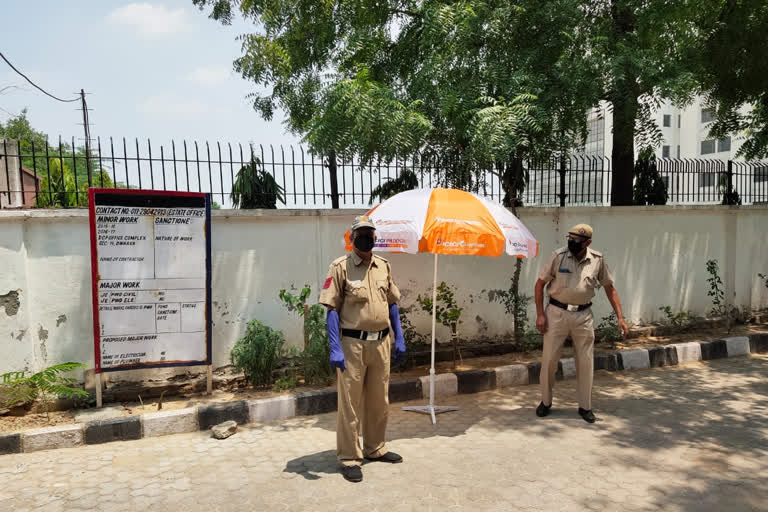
[365,331,379,341]
[567,304,579,312]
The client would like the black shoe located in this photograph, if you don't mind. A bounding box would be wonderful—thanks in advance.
[536,402,552,417]
[578,408,596,423]
[364,451,403,463]
[341,465,363,482]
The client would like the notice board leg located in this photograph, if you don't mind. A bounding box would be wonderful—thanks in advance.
[95,373,103,408]
[206,365,213,395]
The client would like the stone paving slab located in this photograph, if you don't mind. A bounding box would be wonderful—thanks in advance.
[1,356,766,512]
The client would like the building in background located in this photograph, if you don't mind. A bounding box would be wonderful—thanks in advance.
[1,139,41,209]
[583,96,749,161]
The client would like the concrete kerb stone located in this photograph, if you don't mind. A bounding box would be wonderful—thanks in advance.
[594,352,621,371]
[618,349,651,370]
[84,416,142,445]
[198,401,249,430]
[248,396,296,423]
[527,363,542,385]
[142,408,199,438]
[0,432,22,455]
[456,369,497,393]
[22,424,84,453]
[700,339,728,360]
[560,358,577,378]
[296,389,337,416]
[750,333,768,354]
[495,364,529,388]
[724,336,750,357]
[673,342,703,364]
[648,345,679,367]
[389,378,422,402]
[418,373,458,399]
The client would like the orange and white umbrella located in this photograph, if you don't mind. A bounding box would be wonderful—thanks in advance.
[345,188,539,423]
[344,187,538,258]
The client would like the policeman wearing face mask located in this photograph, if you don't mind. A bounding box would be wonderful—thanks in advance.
[319,216,406,483]
[533,224,629,423]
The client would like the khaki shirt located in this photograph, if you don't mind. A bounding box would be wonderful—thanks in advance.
[537,247,614,305]
[319,253,401,332]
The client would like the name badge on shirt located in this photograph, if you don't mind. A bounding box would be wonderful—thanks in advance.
[558,268,571,273]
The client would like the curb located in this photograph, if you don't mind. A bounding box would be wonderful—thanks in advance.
[1,333,766,456]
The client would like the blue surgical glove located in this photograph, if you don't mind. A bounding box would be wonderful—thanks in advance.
[389,303,406,362]
[326,309,345,372]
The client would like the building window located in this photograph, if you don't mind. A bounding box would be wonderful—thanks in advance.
[678,115,681,128]
[717,137,731,152]
[676,145,680,158]
[699,173,717,188]
[701,108,715,123]
[701,139,716,155]
[662,145,670,158]
[663,114,671,127]
[582,115,605,157]
[755,166,768,183]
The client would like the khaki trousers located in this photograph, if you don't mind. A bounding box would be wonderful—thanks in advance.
[540,305,595,410]
[336,334,390,467]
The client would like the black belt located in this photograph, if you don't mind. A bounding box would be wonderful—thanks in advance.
[341,327,390,341]
[549,298,592,312]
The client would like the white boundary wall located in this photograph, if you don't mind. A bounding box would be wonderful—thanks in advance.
[1,205,767,379]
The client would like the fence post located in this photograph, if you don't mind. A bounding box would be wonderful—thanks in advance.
[558,157,566,207]
[727,159,734,196]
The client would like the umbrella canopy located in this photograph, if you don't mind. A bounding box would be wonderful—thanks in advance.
[344,188,538,258]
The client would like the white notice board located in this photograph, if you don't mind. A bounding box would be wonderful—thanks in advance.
[88,189,212,373]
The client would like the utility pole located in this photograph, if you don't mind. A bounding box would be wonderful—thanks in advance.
[79,89,92,186]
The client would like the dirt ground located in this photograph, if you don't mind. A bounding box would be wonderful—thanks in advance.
[2,322,766,435]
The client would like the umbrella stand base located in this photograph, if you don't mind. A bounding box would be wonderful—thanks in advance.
[401,405,460,425]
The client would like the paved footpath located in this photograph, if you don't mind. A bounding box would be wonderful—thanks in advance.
[2,356,767,512]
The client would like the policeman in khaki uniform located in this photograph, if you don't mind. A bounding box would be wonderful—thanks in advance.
[319,216,406,483]
[534,224,628,423]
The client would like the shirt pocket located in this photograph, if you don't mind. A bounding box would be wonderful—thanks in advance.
[376,279,390,303]
[582,267,601,289]
[344,280,369,303]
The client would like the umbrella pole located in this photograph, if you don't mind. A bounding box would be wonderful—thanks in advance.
[402,252,459,423]
[429,252,438,423]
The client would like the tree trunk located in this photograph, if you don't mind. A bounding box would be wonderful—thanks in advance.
[501,158,526,342]
[610,93,638,206]
[328,150,340,209]
[609,0,639,206]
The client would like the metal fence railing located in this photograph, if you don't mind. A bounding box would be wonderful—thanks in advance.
[1,137,767,209]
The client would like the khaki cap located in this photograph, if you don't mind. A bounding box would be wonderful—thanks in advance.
[351,215,376,231]
[568,223,593,239]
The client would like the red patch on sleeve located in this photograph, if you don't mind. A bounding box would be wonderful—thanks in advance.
[322,277,333,290]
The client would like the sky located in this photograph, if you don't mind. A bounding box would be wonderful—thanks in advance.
[0,0,301,149]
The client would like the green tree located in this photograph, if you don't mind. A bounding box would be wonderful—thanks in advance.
[0,109,48,172]
[632,150,668,206]
[579,0,703,205]
[193,0,598,200]
[35,159,114,208]
[694,0,768,159]
[231,157,286,209]
[1,110,114,204]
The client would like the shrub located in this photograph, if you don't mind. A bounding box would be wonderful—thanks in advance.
[1,363,88,419]
[658,306,693,330]
[300,304,334,386]
[230,319,285,387]
[596,313,622,348]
